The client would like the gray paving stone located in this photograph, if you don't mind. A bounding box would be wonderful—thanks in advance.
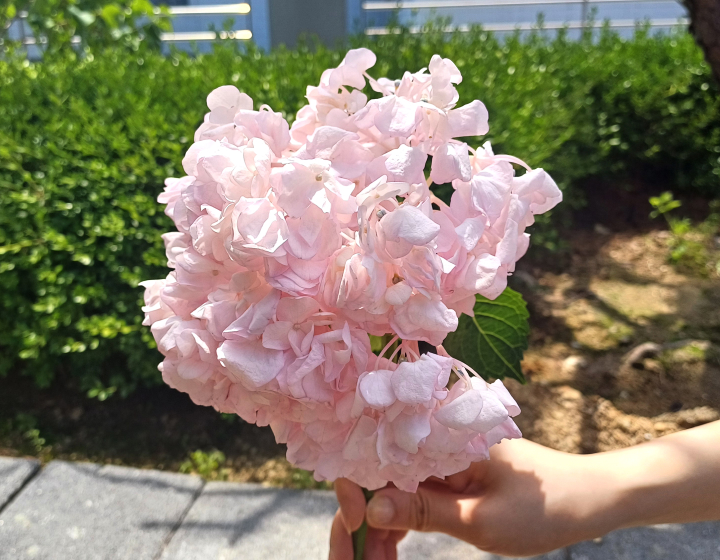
[161,482,338,560]
[2,459,716,560]
[0,457,39,510]
[569,522,720,560]
[400,531,568,560]
[0,460,203,560]
[162,481,566,560]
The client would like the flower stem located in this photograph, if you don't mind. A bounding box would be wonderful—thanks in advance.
[352,488,375,560]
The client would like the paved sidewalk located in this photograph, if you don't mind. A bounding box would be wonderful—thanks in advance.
[1,457,718,560]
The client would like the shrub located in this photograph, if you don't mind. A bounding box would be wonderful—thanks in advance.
[179,449,228,480]
[650,192,720,277]
[0,24,718,395]
[1,0,169,53]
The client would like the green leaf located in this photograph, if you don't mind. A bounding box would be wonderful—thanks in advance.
[68,6,96,27]
[100,4,122,27]
[442,288,530,383]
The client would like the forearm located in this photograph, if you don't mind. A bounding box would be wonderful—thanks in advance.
[596,421,720,531]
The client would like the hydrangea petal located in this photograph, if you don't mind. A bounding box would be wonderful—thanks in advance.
[359,369,396,409]
[434,385,484,430]
[390,355,441,404]
[218,339,285,389]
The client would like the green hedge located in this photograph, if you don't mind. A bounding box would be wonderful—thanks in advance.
[0,25,718,395]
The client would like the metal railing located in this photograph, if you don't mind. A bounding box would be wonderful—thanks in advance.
[159,3,250,15]
[365,17,688,34]
[363,0,676,8]
[157,2,253,41]
[360,0,688,35]
[10,3,254,47]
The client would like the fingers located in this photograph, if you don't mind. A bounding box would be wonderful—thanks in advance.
[335,478,367,533]
[384,530,406,560]
[329,510,354,560]
[366,486,472,539]
[364,527,391,560]
[329,510,407,560]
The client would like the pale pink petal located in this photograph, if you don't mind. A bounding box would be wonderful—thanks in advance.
[390,355,441,404]
[448,100,489,137]
[512,168,563,215]
[390,295,458,346]
[431,142,471,184]
[485,418,522,447]
[455,216,486,251]
[207,85,253,112]
[434,386,484,430]
[374,96,422,138]
[276,297,321,323]
[217,339,285,389]
[343,415,379,461]
[381,205,441,246]
[359,369,396,409]
[262,321,293,350]
[467,383,509,432]
[385,281,413,306]
[489,379,521,417]
[392,410,432,454]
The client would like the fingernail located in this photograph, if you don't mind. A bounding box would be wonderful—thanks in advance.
[367,495,395,525]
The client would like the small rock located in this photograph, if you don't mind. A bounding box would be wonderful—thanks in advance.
[557,386,583,400]
[594,224,611,235]
[642,358,665,375]
[623,342,662,368]
[511,270,538,289]
[675,406,720,427]
[561,355,587,375]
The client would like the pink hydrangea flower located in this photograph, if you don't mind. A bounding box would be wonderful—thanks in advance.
[142,49,562,492]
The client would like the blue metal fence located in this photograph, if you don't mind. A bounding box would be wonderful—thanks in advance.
[5,0,269,57]
[349,0,687,38]
[5,0,688,57]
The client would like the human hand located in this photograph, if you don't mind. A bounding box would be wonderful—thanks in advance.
[329,421,720,559]
[329,438,624,559]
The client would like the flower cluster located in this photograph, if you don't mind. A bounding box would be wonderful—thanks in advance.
[142,49,561,491]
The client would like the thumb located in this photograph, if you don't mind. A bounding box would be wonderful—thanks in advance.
[365,486,470,537]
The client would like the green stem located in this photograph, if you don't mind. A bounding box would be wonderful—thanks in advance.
[352,488,375,560]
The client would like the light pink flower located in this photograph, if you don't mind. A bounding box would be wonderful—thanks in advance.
[143,50,562,493]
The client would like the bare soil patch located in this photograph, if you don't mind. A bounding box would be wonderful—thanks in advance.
[510,228,720,454]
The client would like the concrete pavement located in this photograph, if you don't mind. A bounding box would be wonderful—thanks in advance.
[0,457,718,560]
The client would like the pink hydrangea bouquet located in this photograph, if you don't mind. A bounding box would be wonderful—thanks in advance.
[141,49,561,496]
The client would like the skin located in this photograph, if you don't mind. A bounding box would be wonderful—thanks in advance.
[329,420,720,560]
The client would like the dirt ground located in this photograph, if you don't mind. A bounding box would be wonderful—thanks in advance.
[1,226,719,486]
[509,228,720,453]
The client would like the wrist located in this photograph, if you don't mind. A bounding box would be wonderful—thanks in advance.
[566,453,633,541]
[585,438,697,532]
